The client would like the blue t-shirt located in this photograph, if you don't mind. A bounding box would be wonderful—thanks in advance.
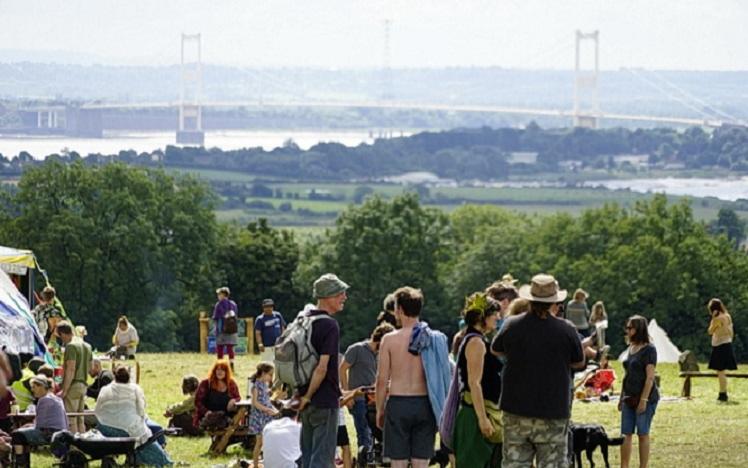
[254,311,287,346]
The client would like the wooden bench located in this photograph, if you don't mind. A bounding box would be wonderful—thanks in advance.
[679,371,748,398]
[207,400,253,454]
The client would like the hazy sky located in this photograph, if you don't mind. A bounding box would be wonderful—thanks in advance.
[1,0,746,70]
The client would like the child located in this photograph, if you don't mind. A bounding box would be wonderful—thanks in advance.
[336,407,352,468]
[337,387,365,468]
[164,375,201,436]
[249,362,278,468]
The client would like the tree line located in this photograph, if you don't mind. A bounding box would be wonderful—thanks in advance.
[1,161,746,362]
[2,124,748,181]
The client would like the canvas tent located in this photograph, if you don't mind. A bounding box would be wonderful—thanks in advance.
[618,318,682,363]
[0,245,39,307]
[0,267,52,363]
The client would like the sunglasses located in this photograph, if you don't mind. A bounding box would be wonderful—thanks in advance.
[624,325,634,330]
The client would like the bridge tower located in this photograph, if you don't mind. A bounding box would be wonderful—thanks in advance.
[573,30,599,129]
[381,19,394,101]
[177,33,205,145]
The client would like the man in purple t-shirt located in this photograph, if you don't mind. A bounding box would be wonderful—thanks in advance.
[298,273,349,468]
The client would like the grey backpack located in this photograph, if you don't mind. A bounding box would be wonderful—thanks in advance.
[274,314,331,389]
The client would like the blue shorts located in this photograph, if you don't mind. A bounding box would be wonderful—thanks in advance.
[621,400,657,435]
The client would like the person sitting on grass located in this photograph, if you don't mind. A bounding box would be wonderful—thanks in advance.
[262,401,302,468]
[111,316,139,359]
[164,375,201,436]
[96,365,173,467]
[194,359,240,432]
[248,362,279,468]
[86,359,114,400]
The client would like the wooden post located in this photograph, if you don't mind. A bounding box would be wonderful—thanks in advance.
[199,312,209,353]
[246,318,255,355]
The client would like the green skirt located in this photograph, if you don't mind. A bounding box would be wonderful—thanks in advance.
[453,404,502,468]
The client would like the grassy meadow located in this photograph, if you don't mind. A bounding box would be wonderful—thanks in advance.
[29,353,748,467]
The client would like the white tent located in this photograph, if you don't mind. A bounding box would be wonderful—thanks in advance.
[0,268,51,362]
[618,318,682,363]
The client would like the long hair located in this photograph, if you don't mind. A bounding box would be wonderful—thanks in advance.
[208,359,234,389]
[708,298,728,316]
[250,361,274,383]
[590,301,607,322]
[626,315,650,345]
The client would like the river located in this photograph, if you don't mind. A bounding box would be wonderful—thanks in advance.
[584,177,748,202]
[0,129,381,159]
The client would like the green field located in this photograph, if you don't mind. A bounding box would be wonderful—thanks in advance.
[28,353,748,467]
[69,166,748,228]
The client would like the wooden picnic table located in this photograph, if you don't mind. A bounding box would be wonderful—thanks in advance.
[208,399,252,455]
[9,410,96,430]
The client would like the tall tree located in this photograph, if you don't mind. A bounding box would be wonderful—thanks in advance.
[215,219,301,322]
[296,194,451,346]
[2,161,217,350]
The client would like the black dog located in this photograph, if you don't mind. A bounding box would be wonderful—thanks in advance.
[429,444,451,467]
[570,423,624,468]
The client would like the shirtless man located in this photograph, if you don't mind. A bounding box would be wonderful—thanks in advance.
[375,286,434,468]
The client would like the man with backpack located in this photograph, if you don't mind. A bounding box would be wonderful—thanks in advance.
[290,273,348,468]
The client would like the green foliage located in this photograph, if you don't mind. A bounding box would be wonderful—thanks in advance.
[0,161,217,351]
[710,207,746,247]
[445,195,748,360]
[296,193,451,346]
[138,309,180,352]
[215,219,301,322]
[3,161,748,361]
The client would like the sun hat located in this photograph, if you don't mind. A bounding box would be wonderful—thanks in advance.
[313,273,350,299]
[573,288,589,300]
[501,273,519,285]
[518,274,568,303]
[215,286,230,296]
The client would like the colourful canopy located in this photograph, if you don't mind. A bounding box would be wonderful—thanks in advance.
[0,245,37,276]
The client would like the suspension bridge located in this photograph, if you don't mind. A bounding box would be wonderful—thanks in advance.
[19,30,745,144]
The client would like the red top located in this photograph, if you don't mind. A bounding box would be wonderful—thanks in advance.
[193,378,240,427]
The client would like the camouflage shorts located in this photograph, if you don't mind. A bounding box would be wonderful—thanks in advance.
[501,412,569,468]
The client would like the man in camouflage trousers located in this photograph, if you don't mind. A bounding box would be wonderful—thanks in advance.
[491,274,584,467]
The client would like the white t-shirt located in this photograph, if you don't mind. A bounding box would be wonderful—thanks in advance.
[262,417,302,468]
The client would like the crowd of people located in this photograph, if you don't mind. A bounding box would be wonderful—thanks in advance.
[0,271,740,468]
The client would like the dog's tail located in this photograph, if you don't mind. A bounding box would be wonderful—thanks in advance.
[599,425,625,446]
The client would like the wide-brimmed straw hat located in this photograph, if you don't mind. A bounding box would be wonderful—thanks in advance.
[518,274,568,303]
[501,273,519,285]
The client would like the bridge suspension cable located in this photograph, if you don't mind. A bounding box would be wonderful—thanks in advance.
[623,67,739,124]
[642,69,741,123]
